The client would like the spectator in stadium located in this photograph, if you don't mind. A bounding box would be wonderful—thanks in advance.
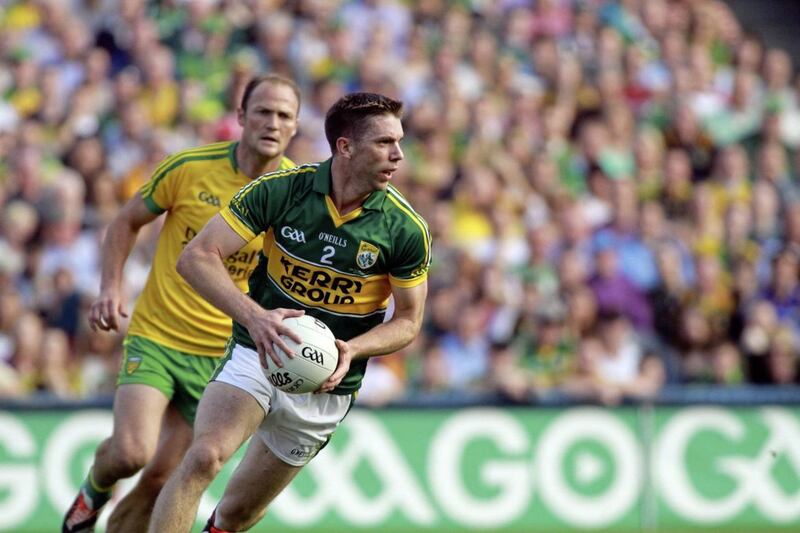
[649,242,691,348]
[0,287,25,396]
[41,267,82,342]
[0,199,38,288]
[493,300,579,402]
[721,202,758,268]
[38,327,76,398]
[751,180,781,245]
[660,147,695,224]
[435,304,492,391]
[589,236,653,331]
[731,256,761,331]
[744,304,800,386]
[36,171,101,297]
[760,248,800,328]
[62,74,300,533]
[707,144,752,218]
[149,92,430,533]
[754,141,797,202]
[709,342,745,385]
[663,102,717,180]
[565,285,599,338]
[740,299,780,381]
[103,100,151,179]
[762,48,795,113]
[765,327,800,385]
[687,253,736,344]
[571,310,665,405]
[593,178,659,290]
[9,312,45,394]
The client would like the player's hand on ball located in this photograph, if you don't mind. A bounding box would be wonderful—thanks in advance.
[245,307,305,369]
[316,339,352,393]
[88,288,128,332]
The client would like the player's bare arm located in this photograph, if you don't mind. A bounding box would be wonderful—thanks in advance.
[89,192,161,332]
[318,281,428,393]
[177,213,304,368]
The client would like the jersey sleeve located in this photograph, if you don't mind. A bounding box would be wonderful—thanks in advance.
[139,153,184,214]
[389,217,432,288]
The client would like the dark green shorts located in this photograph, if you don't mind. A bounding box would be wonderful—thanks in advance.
[117,335,220,424]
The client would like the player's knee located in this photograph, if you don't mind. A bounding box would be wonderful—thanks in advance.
[110,436,152,476]
[184,441,226,479]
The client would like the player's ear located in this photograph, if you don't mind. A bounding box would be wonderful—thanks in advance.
[237,106,246,127]
[336,137,351,158]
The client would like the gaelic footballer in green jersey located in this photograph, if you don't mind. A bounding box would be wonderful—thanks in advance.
[219,158,431,394]
[150,92,427,533]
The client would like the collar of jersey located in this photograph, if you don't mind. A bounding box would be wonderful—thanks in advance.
[228,141,292,178]
[312,158,387,212]
[228,141,239,173]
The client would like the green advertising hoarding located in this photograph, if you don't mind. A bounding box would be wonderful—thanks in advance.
[0,406,798,532]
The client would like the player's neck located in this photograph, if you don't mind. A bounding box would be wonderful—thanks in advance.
[329,185,370,215]
[330,161,371,215]
[236,143,281,179]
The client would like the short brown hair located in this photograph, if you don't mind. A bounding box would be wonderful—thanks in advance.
[240,74,301,113]
[324,92,403,153]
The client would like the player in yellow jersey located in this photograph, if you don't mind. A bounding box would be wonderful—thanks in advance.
[62,74,300,533]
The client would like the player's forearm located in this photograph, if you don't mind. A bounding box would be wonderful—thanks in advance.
[99,217,140,292]
[347,315,421,360]
[176,246,261,326]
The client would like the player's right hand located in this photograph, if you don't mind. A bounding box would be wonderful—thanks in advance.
[88,289,128,332]
[244,307,305,369]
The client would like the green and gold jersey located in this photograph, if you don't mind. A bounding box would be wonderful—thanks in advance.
[219,159,431,393]
[128,141,295,356]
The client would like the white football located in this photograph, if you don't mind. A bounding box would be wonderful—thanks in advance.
[264,315,339,394]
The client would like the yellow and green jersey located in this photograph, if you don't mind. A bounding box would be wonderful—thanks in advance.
[128,141,295,356]
[220,159,431,394]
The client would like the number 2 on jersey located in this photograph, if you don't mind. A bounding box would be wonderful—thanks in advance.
[320,245,335,264]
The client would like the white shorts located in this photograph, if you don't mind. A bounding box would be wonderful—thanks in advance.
[213,343,354,466]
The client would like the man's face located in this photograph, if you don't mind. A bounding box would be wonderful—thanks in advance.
[346,114,404,192]
[238,82,299,160]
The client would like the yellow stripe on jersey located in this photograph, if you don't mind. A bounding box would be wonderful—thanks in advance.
[266,241,392,316]
[389,272,427,288]
[141,146,230,198]
[147,143,230,181]
[220,206,258,243]
[325,195,363,228]
[386,187,432,269]
[148,144,228,178]
[232,164,317,207]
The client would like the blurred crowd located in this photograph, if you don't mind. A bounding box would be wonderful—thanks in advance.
[2,0,800,405]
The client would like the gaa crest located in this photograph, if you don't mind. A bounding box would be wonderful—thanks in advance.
[126,355,142,375]
[356,241,379,270]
